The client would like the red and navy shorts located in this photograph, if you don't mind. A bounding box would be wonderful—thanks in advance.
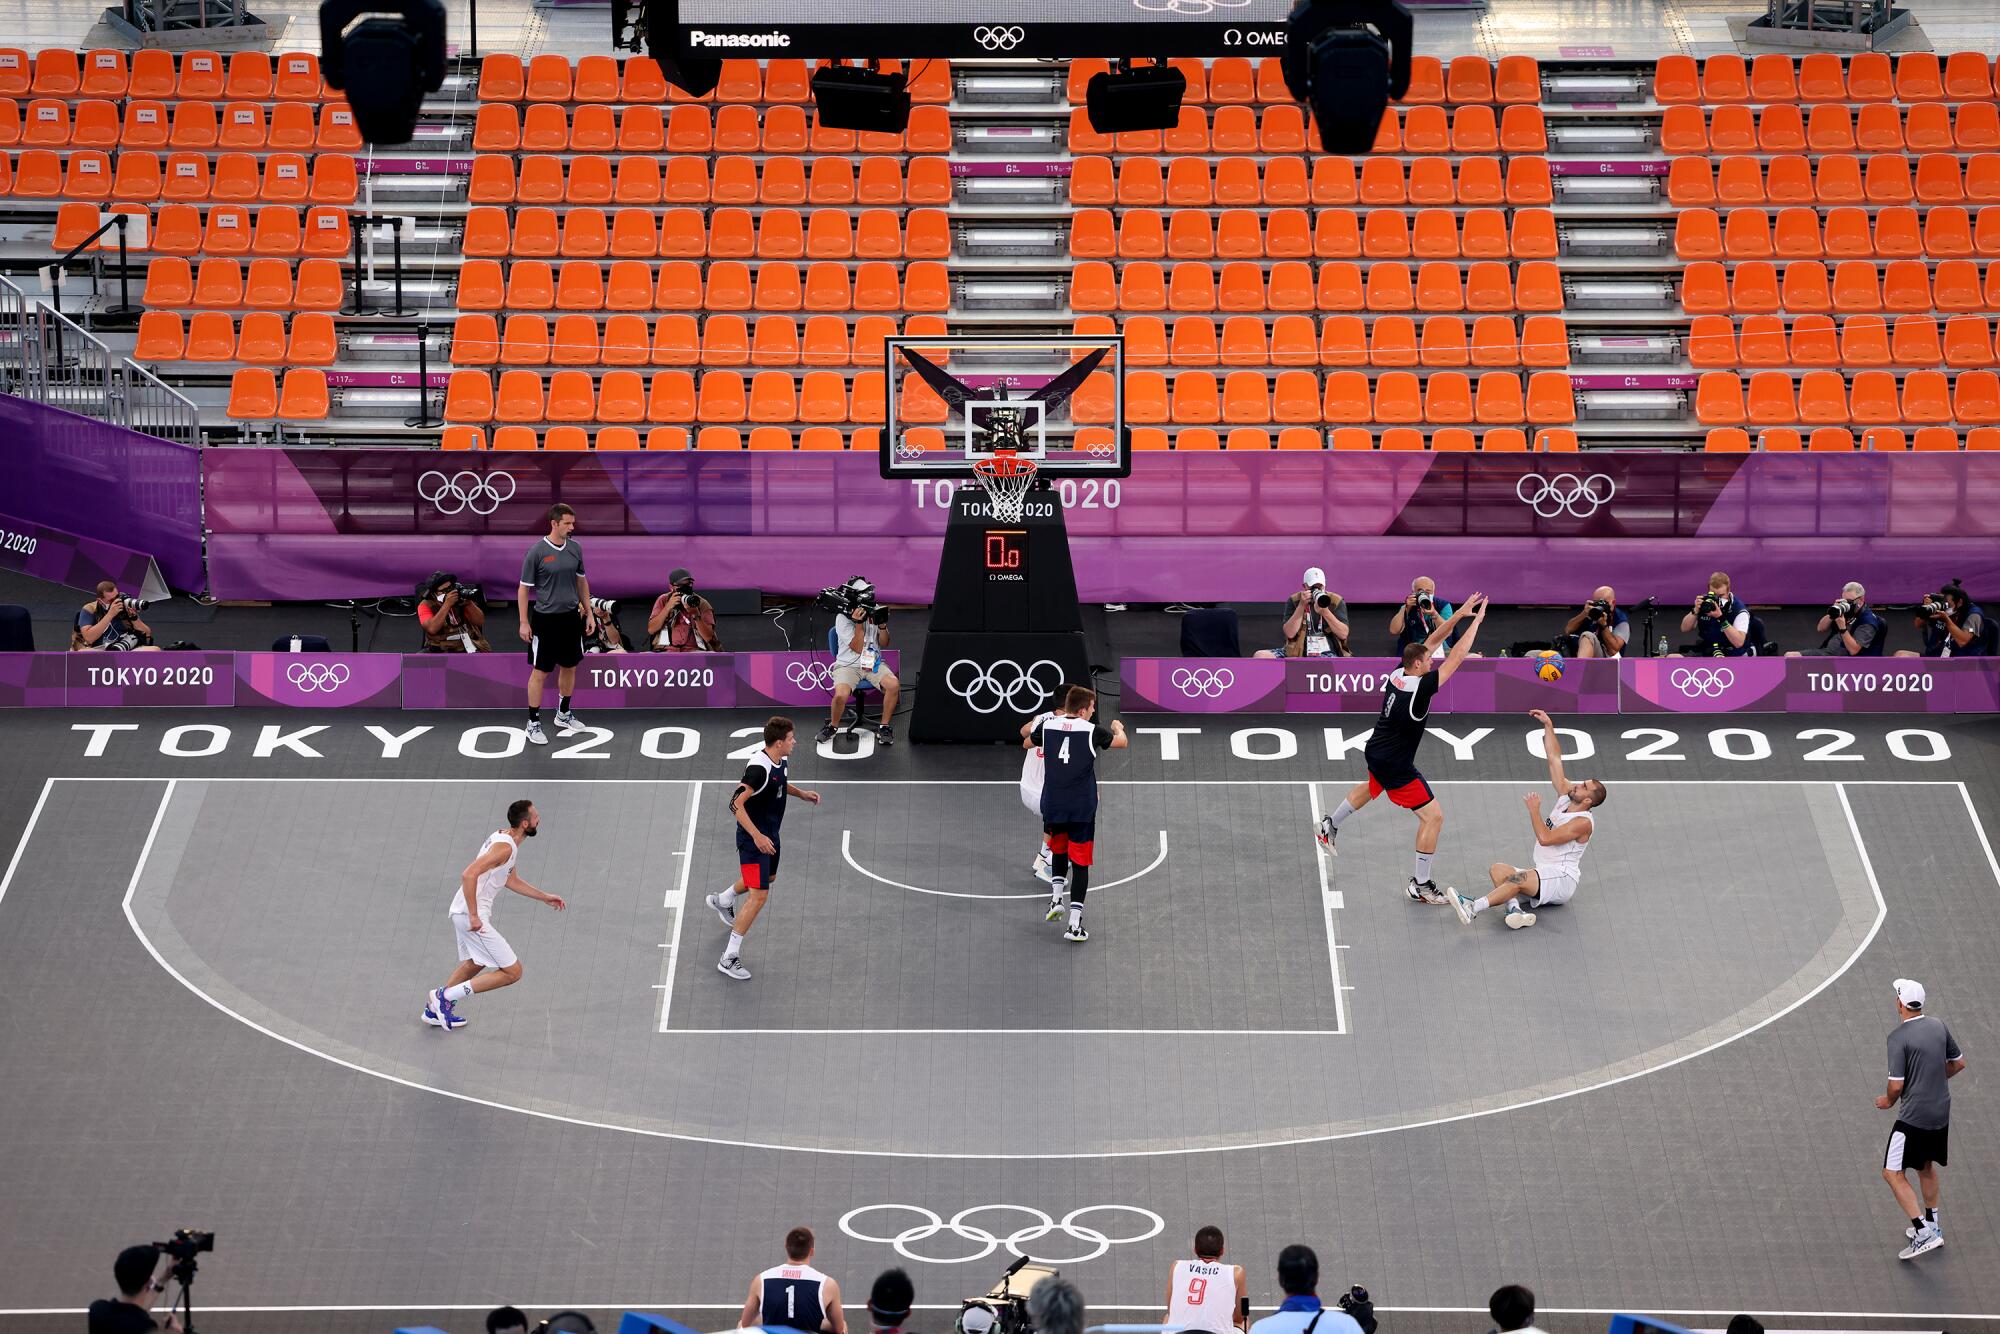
[1043,819,1096,867]
[735,833,781,889]
[1367,769,1437,810]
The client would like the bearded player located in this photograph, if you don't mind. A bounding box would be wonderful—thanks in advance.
[1447,708,1606,929]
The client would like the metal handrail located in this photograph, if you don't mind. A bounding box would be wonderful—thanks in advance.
[116,358,203,448]
[0,274,29,399]
[27,302,115,419]
[0,281,202,447]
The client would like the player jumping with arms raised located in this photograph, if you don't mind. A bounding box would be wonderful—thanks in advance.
[708,716,820,980]
[1034,685,1127,942]
[1447,709,1605,929]
[1317,592,1488,904]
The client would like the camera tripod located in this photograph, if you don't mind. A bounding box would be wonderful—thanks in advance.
[160,1255,202,1334]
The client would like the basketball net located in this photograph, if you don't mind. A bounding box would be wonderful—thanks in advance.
[970,450,1038,525]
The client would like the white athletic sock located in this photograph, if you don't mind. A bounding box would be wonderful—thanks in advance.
[726,931,745,958]
[1413,852,1434,884]
[1068,905,1082,928]
[718,887,739,908]
[1471,896,1491,916]
[444,982,474,1002]
[1327,798,1356,829]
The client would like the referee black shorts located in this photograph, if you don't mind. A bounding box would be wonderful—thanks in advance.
[528,606,585,672]
[1884,1119,1948,1171]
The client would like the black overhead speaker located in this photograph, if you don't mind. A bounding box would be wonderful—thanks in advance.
[1281,0,1414,155]
[638,0,722,97]
[319,0,445,146]
[1084,60,1189,135]
[812,62,913,134]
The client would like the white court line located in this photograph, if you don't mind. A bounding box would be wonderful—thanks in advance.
[0,775,53,911]
[37,776,1977,784]
[79,776,1928,1158]
[1306,781,1348,1034]
[840,827,1169,900]
[656,781,702,1034]
[0,1304,1986,1322]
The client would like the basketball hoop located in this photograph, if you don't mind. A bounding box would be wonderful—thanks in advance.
[970,450,1038,524]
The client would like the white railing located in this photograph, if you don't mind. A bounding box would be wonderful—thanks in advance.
[116,358,203,449]
[0,280,201,447]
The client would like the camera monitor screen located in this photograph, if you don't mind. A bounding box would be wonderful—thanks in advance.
[655,0,1290,59]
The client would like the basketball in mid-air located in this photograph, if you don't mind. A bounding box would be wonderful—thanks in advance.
[1527,649,1566,682]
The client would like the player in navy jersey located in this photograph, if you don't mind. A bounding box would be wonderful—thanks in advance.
[739,1226,846,1334]
[1317,592,1488,904]
[707,716,820,981]
[1032,684,1128,942]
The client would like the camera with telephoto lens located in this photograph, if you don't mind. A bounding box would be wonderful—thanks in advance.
[1337,1285,1377,1334]
[155,1228,214,1264]
[1697,590,1730,618]
[1829,598,1857,622]
[1315,592,1335,610]
[960,1257,1055,1334]
[1414,590,1435,611]
[669,575,703,610]
[110,595,148,614]
[1586,597,1611,622]
[422,572,478,602]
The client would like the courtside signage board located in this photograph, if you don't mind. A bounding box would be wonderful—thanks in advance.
[1622,659,2000,714]
[657,0,1289,58]
[1123,658,1622,713]
[63,651,234,707]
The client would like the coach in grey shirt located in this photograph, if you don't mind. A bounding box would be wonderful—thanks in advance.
[1876,977,1965,1260]
[516,502,596,745]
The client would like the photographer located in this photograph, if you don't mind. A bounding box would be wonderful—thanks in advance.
[70,581,161,653]
[1560,585,1630,659]
[1785,582,1884,658]
[648,568,723,653]
[1673,571,1752,656]
[417,573,491,654]
[1246,1246,1370,1334]
[1255,566,1350,659]
[88,1245,176,1333]
[819,576,898,745]
[1389,575,1457,657]
[583,599,630,654]
[1895,581,1990,658]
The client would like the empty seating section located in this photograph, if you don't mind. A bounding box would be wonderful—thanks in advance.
[12,45,2000,447]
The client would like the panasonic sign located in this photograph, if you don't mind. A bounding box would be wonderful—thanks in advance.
[687,29,792,47]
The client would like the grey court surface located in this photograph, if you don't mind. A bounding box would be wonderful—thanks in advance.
[0,711,1997,1334]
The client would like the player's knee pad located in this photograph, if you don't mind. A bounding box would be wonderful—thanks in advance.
[1047,833,1069,855]
[1068,840,1094,867]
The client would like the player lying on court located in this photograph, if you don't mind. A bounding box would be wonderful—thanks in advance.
[1447,709,1606,929]
[708,716,820,981]
[1033,684,1127,943]
[423,798,567,1031]
[1317,592,1488,904]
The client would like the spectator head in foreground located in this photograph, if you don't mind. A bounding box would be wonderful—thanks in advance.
[1027,1277,1086,1334]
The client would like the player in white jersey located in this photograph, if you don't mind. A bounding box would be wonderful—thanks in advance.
[1020,698,1073,883]
[1448,710,1605,929]
[422,799,567,1029]
[1164,1226,1246,1334]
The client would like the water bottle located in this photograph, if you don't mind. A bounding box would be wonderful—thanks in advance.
[1655,635,1669,657]
[289,634,302,652]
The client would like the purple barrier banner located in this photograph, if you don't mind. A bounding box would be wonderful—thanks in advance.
[1121,658,1622,713]
[736,650,903,709]
[0,653,66,707]
[1621,658,2000,713]
[0,511,169,602]
[401,651,738,709]
[235,653,406,708]
[1,396,203,592]
[200,450,2000,604]
[63,652,234,707]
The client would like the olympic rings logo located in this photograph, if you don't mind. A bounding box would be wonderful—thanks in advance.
[1132,0,1252,13]
[1171,667,1235,699]
[944,658,1064,715]
[840,1204,1164,1265]
[972,25,1025,50]
[785,660,835,692]
[417,469,517,517]
[284,661,350,693]
[1515,472,1616,519]
[1669,666,1735,698]
[1084,440,1118,458]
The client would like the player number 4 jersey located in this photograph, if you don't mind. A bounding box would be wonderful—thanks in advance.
[1033,714,1112,812]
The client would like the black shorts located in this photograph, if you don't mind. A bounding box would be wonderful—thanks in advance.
[528,606,585,672]
[736,832,781,889]
[1885,1120,1948,1171]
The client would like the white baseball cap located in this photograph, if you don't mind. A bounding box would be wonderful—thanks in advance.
[1303,566,1327,588]
[1893,977,1926,1008]
[959,1308,998,1334]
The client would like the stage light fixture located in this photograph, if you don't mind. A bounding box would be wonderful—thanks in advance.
[319,0,446,147]
[1281,0,1413,154]
[1084,59,1189,135]
[812,61,913,134]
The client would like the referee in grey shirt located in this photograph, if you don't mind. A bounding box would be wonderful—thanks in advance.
[517,502,595,745]
[1877,976,1965,1261]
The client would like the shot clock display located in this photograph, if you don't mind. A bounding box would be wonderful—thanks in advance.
[984,529,1027,580]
